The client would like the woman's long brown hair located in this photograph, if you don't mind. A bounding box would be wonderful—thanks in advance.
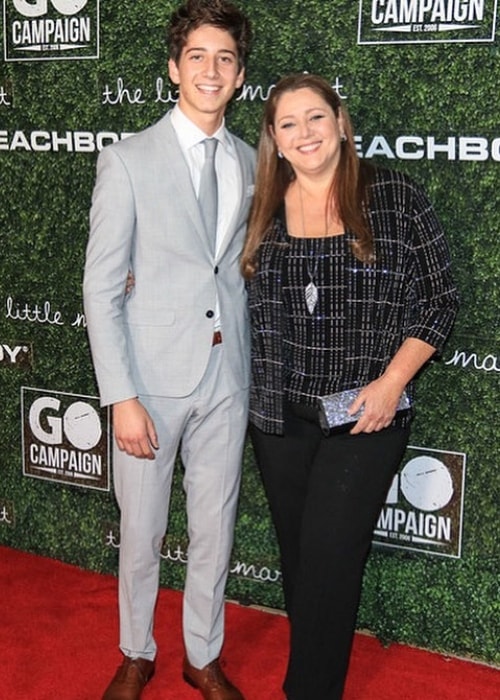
[241,73,374,279]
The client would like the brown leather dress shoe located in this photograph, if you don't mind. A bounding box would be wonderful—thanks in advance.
[102,656,155,700]
[182,657,245,700]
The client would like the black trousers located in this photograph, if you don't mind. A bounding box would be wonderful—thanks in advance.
[250,406,410,700]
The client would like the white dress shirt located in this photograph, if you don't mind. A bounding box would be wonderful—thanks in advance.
[170,105,242,255]
[170,105,242,333]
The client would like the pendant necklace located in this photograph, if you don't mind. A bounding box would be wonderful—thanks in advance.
[298,184,328,315]
[304,243,320,315]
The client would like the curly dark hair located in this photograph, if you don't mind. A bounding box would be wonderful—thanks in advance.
[168,0,252,70]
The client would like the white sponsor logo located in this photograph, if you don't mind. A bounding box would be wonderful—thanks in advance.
[22,387,110,490]
[13,1,88,15]
[0,84,12,106]
[355,134,500,162]
[0,343,32,368]
[374,446,466,558]
[358,0,497,44]
[445,349,500,372]
[101,76,347,107]
[5,295,87,328]
[4,0,99,61]
[0,129,133,152]
[1,128,499,162]
[0,501,15,525]
[103,527,282,584]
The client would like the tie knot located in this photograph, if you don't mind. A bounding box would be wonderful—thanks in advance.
[203,138,218,161]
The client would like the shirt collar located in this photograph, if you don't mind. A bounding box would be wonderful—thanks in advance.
[170,104,234,155]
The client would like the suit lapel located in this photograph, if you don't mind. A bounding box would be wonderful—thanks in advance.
[154,116,253,260]
[157,114,211,251]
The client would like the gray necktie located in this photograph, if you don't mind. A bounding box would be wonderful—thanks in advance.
[198,138,219,251]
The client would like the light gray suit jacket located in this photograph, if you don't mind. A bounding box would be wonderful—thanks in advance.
[83,112,256,407]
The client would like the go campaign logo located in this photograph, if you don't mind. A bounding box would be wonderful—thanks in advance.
[21,387,110,491]
[373,446,466,558]
[358,0,498,44]
[3,0,99,61]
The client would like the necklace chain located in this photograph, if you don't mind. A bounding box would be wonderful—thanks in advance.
[298,182,331,238]
[298,183,328,314]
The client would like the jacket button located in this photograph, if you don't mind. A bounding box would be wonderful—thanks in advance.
[206,310,214,318]
[214,266,219,274]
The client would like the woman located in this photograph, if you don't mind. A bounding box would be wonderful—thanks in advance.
[241,74,459,700]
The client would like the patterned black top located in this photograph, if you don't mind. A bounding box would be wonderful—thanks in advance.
[247,167,459,435]
[283,234,348,404]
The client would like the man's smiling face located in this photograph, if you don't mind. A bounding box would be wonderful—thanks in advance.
[168,24,245,134]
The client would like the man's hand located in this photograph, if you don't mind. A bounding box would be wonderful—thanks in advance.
[113,398,159,459]
[125,270,135,295]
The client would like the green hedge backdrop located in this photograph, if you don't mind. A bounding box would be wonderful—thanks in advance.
[1,0,498,666]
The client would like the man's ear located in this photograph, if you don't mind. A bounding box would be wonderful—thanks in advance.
[168,58,180,85]
[235,67,245,90]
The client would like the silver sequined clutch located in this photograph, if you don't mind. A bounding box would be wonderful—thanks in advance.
[317,388,411,433]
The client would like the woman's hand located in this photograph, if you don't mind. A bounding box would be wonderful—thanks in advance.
[347,337,436,434]
[348,376,406,434]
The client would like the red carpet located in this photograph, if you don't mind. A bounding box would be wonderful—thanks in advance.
[1,545,498,699]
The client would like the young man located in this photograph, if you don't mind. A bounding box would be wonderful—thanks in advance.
[83,2,254,699]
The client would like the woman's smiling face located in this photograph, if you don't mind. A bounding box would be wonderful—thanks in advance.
[271,87,345,177]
